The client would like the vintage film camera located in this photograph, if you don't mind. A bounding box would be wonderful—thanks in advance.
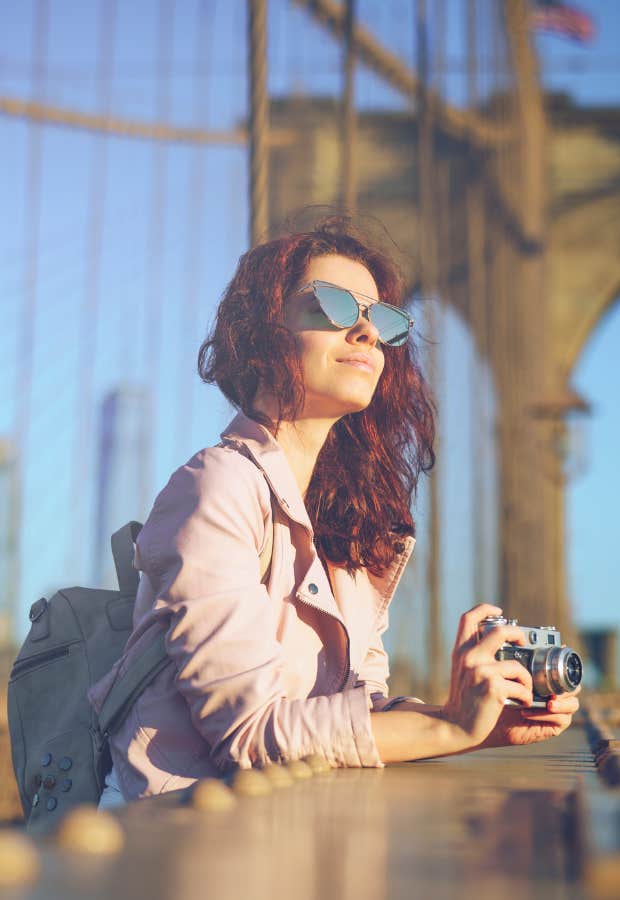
[477,616,583,707]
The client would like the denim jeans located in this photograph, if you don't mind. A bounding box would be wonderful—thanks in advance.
[98,763,126,810]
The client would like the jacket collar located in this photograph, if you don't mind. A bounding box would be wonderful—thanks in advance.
[220,412,314,533]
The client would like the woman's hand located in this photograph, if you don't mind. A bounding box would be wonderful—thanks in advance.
[372,604,580,764]
[441,603,535,750]
[480,686,581,749]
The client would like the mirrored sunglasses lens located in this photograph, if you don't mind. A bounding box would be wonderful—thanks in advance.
[369,304,410,346]
[314,284,359,328]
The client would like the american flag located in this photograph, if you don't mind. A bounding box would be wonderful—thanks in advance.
[530,0,596,43]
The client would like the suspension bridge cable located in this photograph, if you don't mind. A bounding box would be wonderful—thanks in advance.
[173,0,213,468]
[479,0,498,603]
[248,0,269,246]
[12,0,50,637]
[0,94,248,145]
[66,0,117,584]
[291,0,511,149]
[143,0,175,503]
[492,2,518,610]
[465,0,488,607]
[415,0,443,704]
[341,0,357,214]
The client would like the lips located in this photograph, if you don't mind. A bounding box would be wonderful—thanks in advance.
[336,355,375,373]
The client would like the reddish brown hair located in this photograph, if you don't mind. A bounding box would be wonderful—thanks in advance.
[198,216,435,576]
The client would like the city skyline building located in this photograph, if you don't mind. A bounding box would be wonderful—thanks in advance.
[93,386,152,592]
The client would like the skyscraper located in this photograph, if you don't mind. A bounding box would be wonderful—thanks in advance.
[93,386,152,591]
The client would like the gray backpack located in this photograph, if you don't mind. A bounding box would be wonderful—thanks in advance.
[7,521,170,833]
[8,511,273,833]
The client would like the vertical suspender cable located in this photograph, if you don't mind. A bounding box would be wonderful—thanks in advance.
[482,0,500,605]
[248,0,269,247]
[492,4,504,608]
[503,0,549,625]
[68,0,117,583]
[341,0,357,214]
[145,0,174,496]
[434,0,452,649]
[174,0,213,465]
[465,0,488,606]
[13,0,49,635]
[415,0,443,703]
[491,1,521,615]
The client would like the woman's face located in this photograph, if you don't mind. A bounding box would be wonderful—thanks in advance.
[284,254,386,420]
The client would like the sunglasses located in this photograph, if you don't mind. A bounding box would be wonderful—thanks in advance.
[294,280,413,347]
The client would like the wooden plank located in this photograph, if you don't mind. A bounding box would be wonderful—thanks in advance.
[11,726,616,900]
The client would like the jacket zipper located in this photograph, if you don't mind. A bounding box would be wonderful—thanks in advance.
[337,627,351,691]
[295,594,351,692]
[10,644,71,679]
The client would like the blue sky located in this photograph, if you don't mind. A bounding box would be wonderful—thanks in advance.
[1,1,618,673]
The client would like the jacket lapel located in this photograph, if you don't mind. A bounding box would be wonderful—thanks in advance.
[220,413,313,535]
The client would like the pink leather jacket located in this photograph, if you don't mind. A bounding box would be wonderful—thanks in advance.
[88,412,415,799]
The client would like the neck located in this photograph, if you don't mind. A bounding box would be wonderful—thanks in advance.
[252,395,337,498]
[271,417,336,499]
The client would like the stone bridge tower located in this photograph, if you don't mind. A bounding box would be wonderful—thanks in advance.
[265,93,620,635]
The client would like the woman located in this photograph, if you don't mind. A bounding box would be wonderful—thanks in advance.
[90,216,579,805]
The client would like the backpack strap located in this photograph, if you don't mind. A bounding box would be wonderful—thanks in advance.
[111,521,142,597]
[97,631,168,737]
[99,498,275,738]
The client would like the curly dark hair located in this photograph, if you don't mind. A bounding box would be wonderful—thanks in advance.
[198,215,435,576]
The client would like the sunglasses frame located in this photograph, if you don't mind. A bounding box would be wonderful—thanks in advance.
[294,279,414,347]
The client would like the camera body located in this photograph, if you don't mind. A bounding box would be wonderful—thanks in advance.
[477,615,583,707]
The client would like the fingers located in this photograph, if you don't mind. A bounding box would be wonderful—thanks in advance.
[494,660,534,693]
[545,692,580,714]
[473,661,534,707]
[456,625,529,675]
[476,625,528,656]
[519,711,574,730]
[519,689,580,719]
[454,603,503,649]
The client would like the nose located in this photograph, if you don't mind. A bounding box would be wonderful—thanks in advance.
[346,304,380,347]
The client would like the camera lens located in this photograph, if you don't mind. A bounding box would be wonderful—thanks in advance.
[565,652,582,688]
[531,646,584,697]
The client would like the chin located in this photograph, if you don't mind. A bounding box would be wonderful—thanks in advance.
[306,387,377,419]
[335,394,375,416]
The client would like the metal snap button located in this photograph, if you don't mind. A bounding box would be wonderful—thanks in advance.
[60,778,72,792]
[308,583,319,595]
[46,797,57,811]
[41,753,52,767]
[59,757,72,771]
[42,775,56,790]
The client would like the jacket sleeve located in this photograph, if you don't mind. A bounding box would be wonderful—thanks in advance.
[136,447,383,771]
[355,605,424,712]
